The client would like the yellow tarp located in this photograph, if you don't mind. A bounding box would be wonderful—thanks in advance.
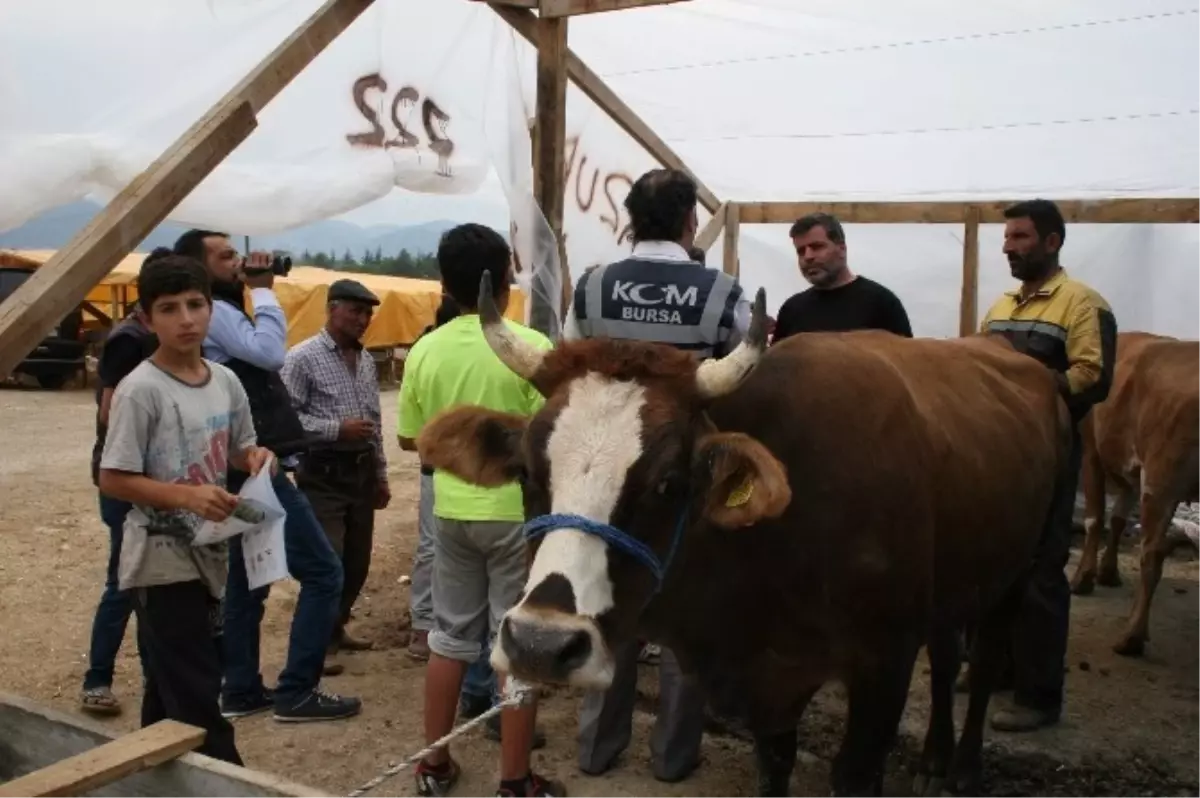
[1,249,526,349]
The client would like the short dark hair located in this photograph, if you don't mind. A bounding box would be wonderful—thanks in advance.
[1004,199,1066,247]
[624,168,697,244]
[173,229,229,261]
[437,223,511,309]
[138,255,211,316]
[789,213,845,245]
[686,246,706,265]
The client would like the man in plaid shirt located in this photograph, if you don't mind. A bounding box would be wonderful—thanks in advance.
[283,279,390,655]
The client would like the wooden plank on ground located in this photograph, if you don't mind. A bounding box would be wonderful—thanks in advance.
[0,0,377,380]
[0,720,204,797]
[959,207,981,337]
[737,198,1200,225]
[490,3,721,214]
[693,202,727,252]
[539,0,690,17]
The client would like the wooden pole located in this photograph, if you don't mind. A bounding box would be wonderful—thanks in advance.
[737,198,1200,225]
[0,0,376,379]
[489,4,721,213]
[527,15,569,337]
[722,202,740,277]
[959,207,981,336]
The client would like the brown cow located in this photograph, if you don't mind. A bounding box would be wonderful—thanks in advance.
[1069,331,1199,656]
[418,274,1071,796]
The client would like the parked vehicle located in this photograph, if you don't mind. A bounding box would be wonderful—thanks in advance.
[0,266,86,390]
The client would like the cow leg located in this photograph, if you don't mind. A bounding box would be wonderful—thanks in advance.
[1070,453,1108,595]
[1114,490,1180,657]
[753,726,798,797]
[1098,488,1136,588]
[947,583,1022,795]
[913,624,960,796]
[829,636,920,796]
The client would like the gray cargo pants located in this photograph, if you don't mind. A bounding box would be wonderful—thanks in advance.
[578,641,705,782]
[409,472,436,633]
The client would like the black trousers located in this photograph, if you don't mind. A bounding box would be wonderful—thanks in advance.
[297,450,377,640]
[1011,425,1083,712]
[134,581,242,765]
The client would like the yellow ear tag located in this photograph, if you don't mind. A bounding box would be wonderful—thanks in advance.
[725,477,755,508]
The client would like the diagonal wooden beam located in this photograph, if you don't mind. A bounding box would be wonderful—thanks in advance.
[539,0,691,17]
[0,0,376,379]
[490,3,721,213]
[693,202,727,252]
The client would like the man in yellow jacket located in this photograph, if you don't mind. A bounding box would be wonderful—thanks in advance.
[980,198,1117,732]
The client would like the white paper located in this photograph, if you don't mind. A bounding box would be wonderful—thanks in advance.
[191,465,286,546]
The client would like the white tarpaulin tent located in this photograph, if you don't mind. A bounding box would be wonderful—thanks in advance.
[1,0,1196,338]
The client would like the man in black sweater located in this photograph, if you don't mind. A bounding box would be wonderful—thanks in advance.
[771,213,912,343]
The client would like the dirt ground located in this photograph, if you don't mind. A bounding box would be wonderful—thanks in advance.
[0,386,1196,797]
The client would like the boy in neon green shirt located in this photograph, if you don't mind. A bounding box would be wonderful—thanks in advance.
[397,223,563,798]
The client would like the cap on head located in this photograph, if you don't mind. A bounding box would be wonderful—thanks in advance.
[328,279,380,306]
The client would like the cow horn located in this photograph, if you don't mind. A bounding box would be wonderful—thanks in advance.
[695,288,768,400]
[478,271,546,381]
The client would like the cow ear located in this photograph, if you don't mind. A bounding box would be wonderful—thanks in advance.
[694,432,791,529]
[417,406,528,487]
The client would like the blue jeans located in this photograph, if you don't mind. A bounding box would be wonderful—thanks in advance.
[83,494,145,689]
[463,638,498,703]
[222,471,343,705]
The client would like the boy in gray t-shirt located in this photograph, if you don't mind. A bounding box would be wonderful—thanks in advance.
[99,255,272,766]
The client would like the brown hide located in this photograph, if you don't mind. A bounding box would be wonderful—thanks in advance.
[650,329,1068,730]
[1070,331,1199,655]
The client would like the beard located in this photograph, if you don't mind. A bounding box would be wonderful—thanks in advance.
[1008,253,1054,282]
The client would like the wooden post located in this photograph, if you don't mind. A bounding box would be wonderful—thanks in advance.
[959,207,981,337]
[489,4,720,213]
[722,202,740,277]
[528,15,569,337]
[0,0,376,379]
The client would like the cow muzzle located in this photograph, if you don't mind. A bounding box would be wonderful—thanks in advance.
[491,611,614,688]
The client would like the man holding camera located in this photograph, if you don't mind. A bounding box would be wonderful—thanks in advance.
[174,230,361,723]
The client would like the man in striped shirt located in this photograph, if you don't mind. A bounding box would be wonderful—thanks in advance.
[283,279,390,659]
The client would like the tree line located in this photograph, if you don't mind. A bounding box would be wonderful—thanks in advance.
[297,248,440,279]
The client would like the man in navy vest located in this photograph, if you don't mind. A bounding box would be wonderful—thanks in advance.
[563,167,746,783]
[175,229,360,723]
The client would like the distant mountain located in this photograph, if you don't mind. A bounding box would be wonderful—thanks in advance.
[0,200,460,260]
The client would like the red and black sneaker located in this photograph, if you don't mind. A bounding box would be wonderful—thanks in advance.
[495,772,567,797]
[415,757,461,797]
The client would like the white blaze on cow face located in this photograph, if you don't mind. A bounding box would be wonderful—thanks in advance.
[494,373,648,687]
[530,372,648,617]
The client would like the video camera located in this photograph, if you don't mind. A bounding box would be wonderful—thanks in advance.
[242,253,293,278]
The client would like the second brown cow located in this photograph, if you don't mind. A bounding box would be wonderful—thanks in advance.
[1070,331,1199,657]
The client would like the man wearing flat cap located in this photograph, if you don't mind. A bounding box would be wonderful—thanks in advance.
[283,279,390,656]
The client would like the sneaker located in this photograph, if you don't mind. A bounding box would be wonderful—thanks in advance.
[273,688,362,723]
[415,757,461,797]
[495,772,567,797]
[221,687,275,719]
[484,712,547,750]
[458,692,492,720]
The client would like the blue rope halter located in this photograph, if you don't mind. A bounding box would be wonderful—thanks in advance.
[523,506,690,593]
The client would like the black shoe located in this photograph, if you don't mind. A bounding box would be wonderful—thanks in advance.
[459,692,492,720]
[415,757,461,797]
[484,712,547,750]
[273,688,362,723]
[221,687,275,719]
[495,772,567,797]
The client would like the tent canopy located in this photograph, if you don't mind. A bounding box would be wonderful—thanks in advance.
[0,249,526,348]
[0,0,1195,337]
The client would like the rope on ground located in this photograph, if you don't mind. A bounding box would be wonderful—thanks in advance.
[345,678,538,798]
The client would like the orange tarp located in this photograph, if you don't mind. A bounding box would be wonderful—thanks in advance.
[1,250,526,348]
